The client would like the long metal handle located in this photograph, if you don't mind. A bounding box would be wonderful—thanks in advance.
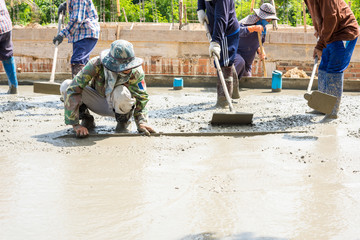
[307,56,318,93]
[50,13,63,83]
[204,22,234,112]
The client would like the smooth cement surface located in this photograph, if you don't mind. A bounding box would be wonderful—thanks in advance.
[1,86,360,240]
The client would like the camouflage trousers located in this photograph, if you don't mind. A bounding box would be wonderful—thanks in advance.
[61,79,135,117]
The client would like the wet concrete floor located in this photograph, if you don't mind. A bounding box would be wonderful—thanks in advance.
[1,85,360,240]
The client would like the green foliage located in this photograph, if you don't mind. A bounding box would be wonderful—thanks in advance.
[350,0,360,23]
[5,0,360,27]
[235,1,251,21]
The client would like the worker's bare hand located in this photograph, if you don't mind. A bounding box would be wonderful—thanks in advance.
[258,48,266,60]
[248,25,264,33]
[257,47,266,60]
[313,48,322,60]
[73,124,89,138]
[138,123,156,136]
[314,31,319,38]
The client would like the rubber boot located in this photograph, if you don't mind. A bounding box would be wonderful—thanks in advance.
[2,56,18,94]
[216,66,233,108]
[71,64,85,78]
[325,72,344,118]
[317,69,327,93]
[79,103,95,129]
[306,69,326,115]
[115,107,134,133]
[231,64,240,99]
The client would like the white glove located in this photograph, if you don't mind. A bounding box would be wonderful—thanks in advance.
[197,10,208,25]
[209,41,221,59]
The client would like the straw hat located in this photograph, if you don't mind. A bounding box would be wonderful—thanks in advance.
[253,3,279,21]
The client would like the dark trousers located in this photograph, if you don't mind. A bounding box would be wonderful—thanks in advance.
[71,38,98,65]
[0,31,13,61]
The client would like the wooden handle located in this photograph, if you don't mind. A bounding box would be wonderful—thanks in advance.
[122,8,128,22]
[303,1,307,32]
[257,31,267,77]
[116,0,120,17]
[116,23,120,40]
[250,0,255,12]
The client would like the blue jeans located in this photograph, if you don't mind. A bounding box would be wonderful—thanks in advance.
[71,38,98,65]
[319,38,358,73]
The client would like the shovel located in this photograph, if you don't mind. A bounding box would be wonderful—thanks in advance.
[203,23,253,125]
[33,13,64,95]
[304,56,337,114]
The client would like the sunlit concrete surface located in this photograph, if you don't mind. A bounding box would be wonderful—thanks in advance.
[1,85,360,240]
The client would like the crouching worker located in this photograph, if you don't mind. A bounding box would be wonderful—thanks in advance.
[60,39,156,137]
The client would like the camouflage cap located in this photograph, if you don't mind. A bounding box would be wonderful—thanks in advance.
[100,40,143,72]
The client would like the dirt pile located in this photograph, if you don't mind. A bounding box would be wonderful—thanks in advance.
[283,67,310,78]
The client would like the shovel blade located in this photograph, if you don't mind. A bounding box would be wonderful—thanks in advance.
[34,82,61,95]
[211,112,253,125]
[305,90,337,114]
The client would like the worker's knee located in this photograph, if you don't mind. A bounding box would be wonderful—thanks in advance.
[111,85,135,114]
[60,79,73,99]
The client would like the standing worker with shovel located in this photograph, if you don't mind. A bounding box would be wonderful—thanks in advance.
[53,0,100,78]
[304,0,359,120]
[197,0,240,108]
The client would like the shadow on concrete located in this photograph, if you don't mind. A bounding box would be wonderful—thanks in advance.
[33,128,100,147]
[149,101,216,120]
[261,90,281,94]
[179,232,287,240]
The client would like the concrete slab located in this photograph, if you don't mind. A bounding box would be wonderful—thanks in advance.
[1,85,360,239]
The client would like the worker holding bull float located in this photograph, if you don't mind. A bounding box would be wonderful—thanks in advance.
[233,3,278,81]
[304,0,359,120]
[53,0,100,78]
[60,40,156,137]
[197,0,241,108]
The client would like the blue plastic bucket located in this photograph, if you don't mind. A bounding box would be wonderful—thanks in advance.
[272,70,282,92]
[173,77,183,90]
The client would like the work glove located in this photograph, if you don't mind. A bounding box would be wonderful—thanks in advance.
[209,41,221,59]
[247,25,264,33]
[53,34,64,45]
[58,1,67,16]
[197,10,208,25]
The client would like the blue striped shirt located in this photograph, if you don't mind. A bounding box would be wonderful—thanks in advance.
[60,0,100,43]
[0,0,12,34]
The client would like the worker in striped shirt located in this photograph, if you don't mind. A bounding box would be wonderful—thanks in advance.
[53,0,100,78]
[0,0,18,94]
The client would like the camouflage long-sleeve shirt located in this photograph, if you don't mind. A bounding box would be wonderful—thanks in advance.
[64,56,149,126]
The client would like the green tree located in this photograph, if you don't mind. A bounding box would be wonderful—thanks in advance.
[5,0,360,26]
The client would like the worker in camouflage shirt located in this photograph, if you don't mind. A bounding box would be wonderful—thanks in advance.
[60,39,156,137]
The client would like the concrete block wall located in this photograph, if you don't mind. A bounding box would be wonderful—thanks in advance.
[1,23,359,80]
